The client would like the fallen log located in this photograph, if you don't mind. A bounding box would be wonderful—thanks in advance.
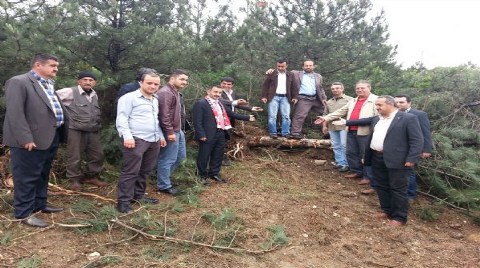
[246,136,331,149]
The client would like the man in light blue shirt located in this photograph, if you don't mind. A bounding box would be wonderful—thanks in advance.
[116,72,166,213]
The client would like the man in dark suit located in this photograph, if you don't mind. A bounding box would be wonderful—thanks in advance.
[193,85,255,184]
[261,59,297,138]
[3,53,69,227]
[289,60,327,139]
[364,95,423,226]
[394,94,433,200]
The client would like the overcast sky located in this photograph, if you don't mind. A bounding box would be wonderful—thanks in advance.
[370,0,480,68]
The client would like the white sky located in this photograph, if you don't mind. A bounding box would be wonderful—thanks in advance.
[371,0,480,68]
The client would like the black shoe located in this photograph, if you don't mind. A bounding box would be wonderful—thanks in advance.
[132,197,159,204]
[117,202,133,214]
[198,177,210,186]
[41,206,64,213]
[21,215,49,228]
[157,187,181,195]
[338,166,350,172]
[287,133,302,140]
[210,175,227,183]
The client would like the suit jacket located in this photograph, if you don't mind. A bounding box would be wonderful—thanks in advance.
[408,109,433,153]
[291,70,327,101]
[364,111,424,169]
[261,70,296,102]
[220,91,253,112]
[3,72,68,150]
[192,99,250,141]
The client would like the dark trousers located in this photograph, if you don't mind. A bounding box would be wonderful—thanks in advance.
[291,97,324,134]
[197,131,226,178]
[372,152,409,223]
[117,138,160,203]
[11,131,60,219]
[66,129,104,180]
[346,131,369,176]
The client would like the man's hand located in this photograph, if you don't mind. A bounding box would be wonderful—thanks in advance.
[322,126,329,135]
[123,139,135,148]
[421,152,432,158]
[249,115,256,122]
[404,162,415,167]
[266,69,274,74]
[332,118,346,126]
[314,116,326,125]
[159,139,167,147]
[291,98,298,104]
[167,134,176,142]
[23,142,36,151]
[251,106,263,112]
[261,98,267,104]
[200,137,207,141]
[236,99,248,106]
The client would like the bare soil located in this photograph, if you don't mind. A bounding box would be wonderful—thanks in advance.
[1,125,480,268]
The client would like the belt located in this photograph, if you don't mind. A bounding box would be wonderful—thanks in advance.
[299,94,316,97]
[373,150,383,155]
[275,94,287,97]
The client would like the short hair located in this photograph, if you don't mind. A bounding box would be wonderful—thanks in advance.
[168,69,188,80]
[220,76,234,84]
[303,59,315,64]
[394,94,412,103]
[331,82,344,88]
[356,80,371,89]
[277,58,288,64]
[31,53,58,67]
[135,67,157,81]
[207,84,222,90]
[140,71,160,82]
[378,95,396,105]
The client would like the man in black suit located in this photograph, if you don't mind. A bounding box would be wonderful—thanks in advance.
[364,95,423,226]
[3,53,69,227]
[193,85,255,184]
[394,94,433,200]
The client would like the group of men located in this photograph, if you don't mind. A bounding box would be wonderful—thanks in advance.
[2,53,432,228]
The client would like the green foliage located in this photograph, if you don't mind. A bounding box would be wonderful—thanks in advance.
[0,231,13,246]
[419,208,439,222]
[17,254,42,268]
[202,208,239,230]
[261,225,289,249]
[83,255,122,268]
[71,200,119,233]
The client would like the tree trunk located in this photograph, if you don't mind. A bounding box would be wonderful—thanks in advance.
[246,136,331,149]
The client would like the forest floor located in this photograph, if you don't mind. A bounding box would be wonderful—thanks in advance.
[1,124,480,268]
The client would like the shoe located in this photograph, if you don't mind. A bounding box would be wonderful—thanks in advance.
[157,187,181,195]
[361,188,376,195]
[117,202,133,214]
[287,133,302,140]
[269,133,278,139]
[374,212,391,220]
[21,215,48,228]
[132,197,159,204]
[338,166,350,172]
[41,206,64,213]
[344,173,362,179]
[388,220,406,227]
[210,175,227,183]
[82,178,108,187]
[358,178,370,185]
[70,179,81,191]
[198,177,210,186]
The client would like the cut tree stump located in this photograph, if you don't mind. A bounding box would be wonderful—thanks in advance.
[246,136,331,149]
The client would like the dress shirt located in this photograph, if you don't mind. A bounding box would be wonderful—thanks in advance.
[31,71,64,127]
[298,72,316,96]
[370,110,398,151]
[56,86,97,106]
[116,90,164,142]
[222,89,238,111]
[276,72,287,94]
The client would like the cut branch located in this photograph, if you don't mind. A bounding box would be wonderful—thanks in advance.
[247,136,331,149]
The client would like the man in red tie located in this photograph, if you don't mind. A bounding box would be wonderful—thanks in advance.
[192,85,256,184]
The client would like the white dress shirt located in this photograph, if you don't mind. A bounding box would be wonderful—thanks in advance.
[370,110,398,151]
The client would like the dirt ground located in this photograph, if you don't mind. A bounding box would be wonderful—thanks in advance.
[1,126,480,267]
